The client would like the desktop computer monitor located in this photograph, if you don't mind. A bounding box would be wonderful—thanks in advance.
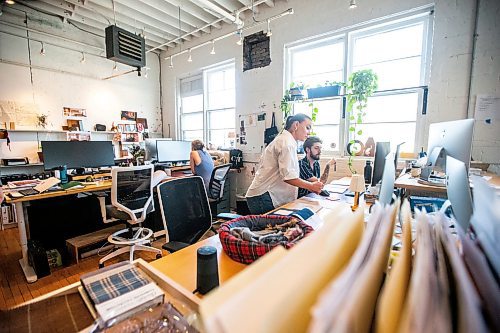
[379,152,396,206]
[427,119,474,172]
[145,138,170,162]
[156,140,191,164]
[371,142,391,186]
[445,156,473,232]
[41,141,115,170]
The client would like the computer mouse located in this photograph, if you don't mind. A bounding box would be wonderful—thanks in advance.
[319,190,330,197]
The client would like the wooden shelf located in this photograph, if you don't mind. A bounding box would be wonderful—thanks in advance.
[5,129,115,135]
[0,163,44,168]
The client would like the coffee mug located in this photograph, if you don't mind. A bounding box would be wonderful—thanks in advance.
[411,166,421,177]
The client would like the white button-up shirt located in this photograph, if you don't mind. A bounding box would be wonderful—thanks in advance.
[246,130,299,208]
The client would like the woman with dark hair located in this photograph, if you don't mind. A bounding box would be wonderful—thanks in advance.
[190,139,214,190]
[245,113,324,214]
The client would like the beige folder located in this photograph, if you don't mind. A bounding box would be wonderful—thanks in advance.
[200,205,364,333]
[309,201,398,333]
[374,200,412,333]
[435,214,487,333]
[398,212,452,333]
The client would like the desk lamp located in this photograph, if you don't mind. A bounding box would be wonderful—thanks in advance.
[349,174,365,211]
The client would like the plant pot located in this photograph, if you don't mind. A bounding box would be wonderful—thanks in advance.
[289,87,305,100]
[307,85,341,99]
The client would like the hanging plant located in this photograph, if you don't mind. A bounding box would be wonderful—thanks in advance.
[37,114,48,128]
[345,69,378,174]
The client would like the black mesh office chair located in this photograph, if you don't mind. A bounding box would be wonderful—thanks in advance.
[157,176,212,253]
[97,165,162,267]
[207,163,232,215]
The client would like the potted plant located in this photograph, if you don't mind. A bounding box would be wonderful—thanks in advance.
[37,114,48,128]
[345,69,378,173]
[307,81,343,99]
[288,82,306,100]
[128,145,145,165]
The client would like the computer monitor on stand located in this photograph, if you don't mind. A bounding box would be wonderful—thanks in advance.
[156,140,191,166]
[41,141,115,174]
[371,142,391,186]
[424,119,474,178]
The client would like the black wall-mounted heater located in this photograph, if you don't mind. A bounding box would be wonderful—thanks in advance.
[105,25,145,69]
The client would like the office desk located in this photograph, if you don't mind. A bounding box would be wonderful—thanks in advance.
[150,196,351,297]
[4,181,112,283]
[395,171,500,197]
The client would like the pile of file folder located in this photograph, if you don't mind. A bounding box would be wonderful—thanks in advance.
[199,187,499,333]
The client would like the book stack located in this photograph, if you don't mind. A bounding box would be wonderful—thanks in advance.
[79,262,164,328]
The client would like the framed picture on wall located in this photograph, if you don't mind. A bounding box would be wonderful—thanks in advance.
[136,118,148,132]
[120,111,137,121]
[121,133,139,142]
[67,119,84,131]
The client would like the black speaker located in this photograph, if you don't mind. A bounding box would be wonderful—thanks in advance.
[196,246,219,295]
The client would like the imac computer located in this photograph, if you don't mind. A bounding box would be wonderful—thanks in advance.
[371,142,391,186]
[426,119,474,172]
[445,156,473,232]
[144,138,173,162]
[378,152,396,206]
[41,141,115,171]
[156,140,191,165]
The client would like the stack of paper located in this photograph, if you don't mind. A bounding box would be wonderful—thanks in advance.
[200,205,365,333]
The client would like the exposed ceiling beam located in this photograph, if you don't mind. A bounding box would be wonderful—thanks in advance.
[264,0,275,7]
[163,0,222,29]
[211,0,241,13]
[190,0,243,27]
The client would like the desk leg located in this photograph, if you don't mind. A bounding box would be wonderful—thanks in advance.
[15,202,37,283]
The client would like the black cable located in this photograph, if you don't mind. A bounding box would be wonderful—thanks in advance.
[67,20,103,38]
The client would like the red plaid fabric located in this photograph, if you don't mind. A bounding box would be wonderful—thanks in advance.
[218,215,314,264]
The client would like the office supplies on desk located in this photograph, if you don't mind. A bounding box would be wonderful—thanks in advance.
[18,188,38,196]
[34,177,61,193]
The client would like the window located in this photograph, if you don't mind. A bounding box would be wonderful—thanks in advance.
[286,10,433,154]
[178,63,236,148]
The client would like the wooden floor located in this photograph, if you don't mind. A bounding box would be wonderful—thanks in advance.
[0,226,214,309]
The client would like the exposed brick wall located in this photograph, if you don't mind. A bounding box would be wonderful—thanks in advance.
[243,31,271,71]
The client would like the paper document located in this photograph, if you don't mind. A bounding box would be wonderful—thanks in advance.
[324,184,349,193]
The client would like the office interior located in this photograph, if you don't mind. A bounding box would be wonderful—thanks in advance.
[0,0,499,331]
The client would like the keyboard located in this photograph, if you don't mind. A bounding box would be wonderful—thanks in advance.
[18,188,39,196]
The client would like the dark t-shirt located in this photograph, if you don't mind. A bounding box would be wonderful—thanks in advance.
[298,156,320,198]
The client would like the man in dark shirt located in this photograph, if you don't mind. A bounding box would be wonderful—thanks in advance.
[298,136,336,197]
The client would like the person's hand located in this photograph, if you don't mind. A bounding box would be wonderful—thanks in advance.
[309,181,324,194]
[0,187,4,204]
[328,158,337,167]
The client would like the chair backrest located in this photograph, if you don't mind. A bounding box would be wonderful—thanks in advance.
[207,163,232,201]
[156,176,212,244]
[111,165,154,222]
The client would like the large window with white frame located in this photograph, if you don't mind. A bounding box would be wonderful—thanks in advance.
[286,9,433,154]
[178,63,236,148]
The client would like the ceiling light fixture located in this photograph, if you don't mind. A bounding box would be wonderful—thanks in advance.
[80,52,86,63]
[5,0,15,5]
[210,40,215,55]
[187,49,192,62]
[266,19,272,37]
[169,57,174,68]
[40,41,46,55]
[349,0,357,9]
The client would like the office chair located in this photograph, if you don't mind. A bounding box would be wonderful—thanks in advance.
[207,163,232,215]
[157,176,212,253]
[97,165,162,268]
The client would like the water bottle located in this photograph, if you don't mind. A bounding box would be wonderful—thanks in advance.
[364,160,372,185]
[59,165,68,184]
[418,147,427,158]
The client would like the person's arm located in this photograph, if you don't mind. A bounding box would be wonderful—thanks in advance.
[190,151,201,174]
[320,158,337,184]
[285,178,324,194]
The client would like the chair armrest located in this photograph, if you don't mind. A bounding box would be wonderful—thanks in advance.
[162,241,190,253]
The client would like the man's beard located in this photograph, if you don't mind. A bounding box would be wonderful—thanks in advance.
[310,153,320,161]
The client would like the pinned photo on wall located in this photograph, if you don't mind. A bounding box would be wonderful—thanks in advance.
[136,118,148,132]
[121,111,137,121]
[63,107,87,117]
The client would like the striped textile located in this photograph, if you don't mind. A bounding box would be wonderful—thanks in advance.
[298,156,320,198]
[84,266,149,304]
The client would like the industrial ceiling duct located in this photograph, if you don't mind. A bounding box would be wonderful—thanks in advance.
[105,25,145,68]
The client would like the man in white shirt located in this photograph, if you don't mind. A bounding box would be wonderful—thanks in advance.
[246,113,324,214]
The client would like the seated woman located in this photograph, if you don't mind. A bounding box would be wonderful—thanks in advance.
[190,139,214,191]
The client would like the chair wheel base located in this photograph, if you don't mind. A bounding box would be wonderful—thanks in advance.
[99,263,104,269]
[156,254,162,259]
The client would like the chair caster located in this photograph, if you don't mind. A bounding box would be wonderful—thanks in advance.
[99,263,104,269]
[156,254,162,259]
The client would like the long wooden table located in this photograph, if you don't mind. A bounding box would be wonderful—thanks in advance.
[150,196,351,296]
[4,181,112,282]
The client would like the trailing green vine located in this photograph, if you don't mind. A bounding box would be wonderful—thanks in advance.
[345,69,378,174]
